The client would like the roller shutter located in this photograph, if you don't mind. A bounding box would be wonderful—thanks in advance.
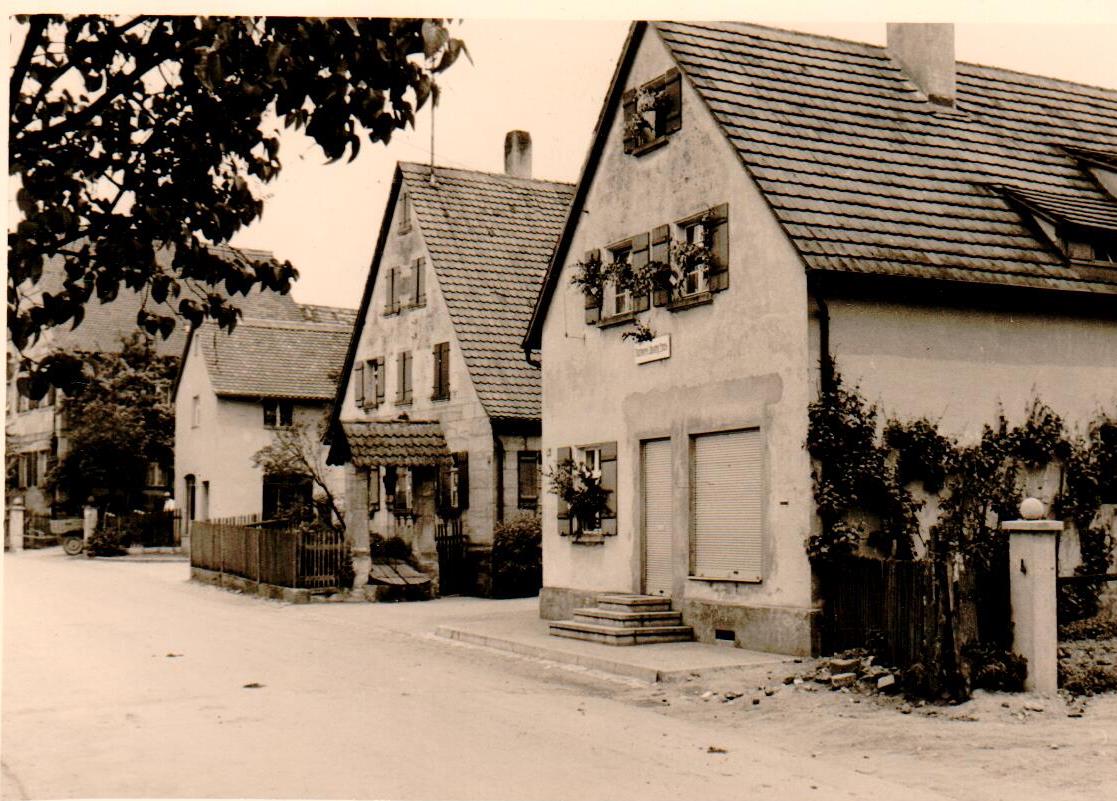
[642,439,673,597]
[691,429,763,581]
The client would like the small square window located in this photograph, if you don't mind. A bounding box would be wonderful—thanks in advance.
[264,400,294,428]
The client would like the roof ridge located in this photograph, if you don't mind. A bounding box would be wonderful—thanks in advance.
[398,160,575,189]
[235,316,352,332]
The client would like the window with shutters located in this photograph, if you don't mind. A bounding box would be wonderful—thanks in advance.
[355,358,385,410]
[384,266,400,315]
[411,258,426,306]
[396,351,412,404]
[431,342,450,401]
[622,68,683,156]
[606,245,632,316]
[670,204,730,307]
[689,429,764,582]
[517,450,542,510]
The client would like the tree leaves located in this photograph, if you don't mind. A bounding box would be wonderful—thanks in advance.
[10,16,466,391]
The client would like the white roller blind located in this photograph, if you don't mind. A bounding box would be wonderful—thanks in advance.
[643,439,673,597]
[691,429,763,581]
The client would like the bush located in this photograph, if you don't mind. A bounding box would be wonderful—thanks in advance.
[86,527,126,557]
[492,514,541,598]
[964,645,1028,692]
[336,543,355,590]
[370,532,418,567]
[1060,612,1117,642]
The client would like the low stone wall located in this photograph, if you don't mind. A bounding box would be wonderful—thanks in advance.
[191,566,311,604]
[680,598,821,657]
[539,586,622,621]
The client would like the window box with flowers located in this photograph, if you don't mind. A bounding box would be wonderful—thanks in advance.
[548,445,616,543]
[622,69,683,156]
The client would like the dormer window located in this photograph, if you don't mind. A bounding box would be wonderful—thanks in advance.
[622,68,682,156]
[996,184,1117,267]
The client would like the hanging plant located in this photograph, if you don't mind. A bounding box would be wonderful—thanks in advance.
[621,320,657,343]
[570,251,606,301]
[547,457,610,536]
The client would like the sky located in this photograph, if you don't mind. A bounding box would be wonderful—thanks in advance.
[7,2,1117,310]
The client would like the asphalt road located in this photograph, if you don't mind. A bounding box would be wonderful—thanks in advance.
[1,549,951,800]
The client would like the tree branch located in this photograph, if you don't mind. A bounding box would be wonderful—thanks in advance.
[10,16,49,108]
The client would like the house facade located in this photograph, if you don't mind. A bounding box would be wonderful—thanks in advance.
[524,22,1117,655]
[173,307,354,527]
[327,137,573,593]
[6,246,301,518]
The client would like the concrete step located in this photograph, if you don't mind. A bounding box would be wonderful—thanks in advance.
[596,594,672,613]
[549,620,694,646]
[572,608,684,628]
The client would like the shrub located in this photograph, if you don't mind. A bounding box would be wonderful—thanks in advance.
[370,532,418,567]
[964,645,1028,692]
[492,514,542,598]
[1059,612,1117,642]
[336,542,355,590]
[86,527,126,557]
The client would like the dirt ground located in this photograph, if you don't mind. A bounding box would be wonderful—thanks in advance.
[3,549,1116,801]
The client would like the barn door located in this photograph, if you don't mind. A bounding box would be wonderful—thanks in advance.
[642,439,673,597]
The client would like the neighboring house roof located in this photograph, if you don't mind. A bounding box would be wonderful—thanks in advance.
[331,420,450,467]
[24,245,305,358]
[525,21,1117,348]
[330,162,573,429]
[196,315,353,401]
[299,304,360,325]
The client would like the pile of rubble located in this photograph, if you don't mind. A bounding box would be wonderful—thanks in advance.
[789,651,902,695]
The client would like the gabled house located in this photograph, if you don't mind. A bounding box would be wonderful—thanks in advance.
[326,133,574,593]
[6,245,302,517]
[523,22,1117,655]
[173,307,355,526]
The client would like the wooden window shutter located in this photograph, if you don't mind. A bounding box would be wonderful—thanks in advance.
[413,257,425,304]
[599,441,618,536]
[398,267,413,307]
[708,203,730,292]
[664,68,683,133]
[583,249,602,324]
[368,467,380,513]
[650,225,671,306]
[455,451,469,510]
[622,88,637,154]
[404,352,413,400]
[385,267,397,312]
[375,360,385,405]
[354,363,365,406]
[436,460,451,514]
[555,446,572,535]
[631,233,650,312]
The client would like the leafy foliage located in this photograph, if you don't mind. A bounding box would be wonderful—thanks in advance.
[620,320,657,343]
[46,333,176,513]
[251,417,345,531]
[491,514,542,598]
[547,458,610,536]
[963,645,1028,692]
[10,15,467,390]
[85,526,127,557]
[570,251,606,301]
[369,532,418,567]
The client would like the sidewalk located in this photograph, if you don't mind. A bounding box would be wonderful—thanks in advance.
[435,600,793,682]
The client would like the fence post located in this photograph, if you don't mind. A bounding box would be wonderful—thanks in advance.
[8,497,25,552]
[1005,498,1062,695]
[83,502,98,547]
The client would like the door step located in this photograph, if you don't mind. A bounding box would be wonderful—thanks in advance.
[548,594,693,645]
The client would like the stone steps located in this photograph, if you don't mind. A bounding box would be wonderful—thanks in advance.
[548,594,694,646]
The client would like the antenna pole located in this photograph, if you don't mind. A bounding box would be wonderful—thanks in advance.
[429,89,436,185]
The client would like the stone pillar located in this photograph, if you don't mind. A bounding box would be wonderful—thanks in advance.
[344,465,371,587]
[8,497,25,552]
[83,503,98,546]
[1005,498,1062,695]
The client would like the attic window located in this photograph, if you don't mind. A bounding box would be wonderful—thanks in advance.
[622,68,682,156]
[1068,236,1117,264]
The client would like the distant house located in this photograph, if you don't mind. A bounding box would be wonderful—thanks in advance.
[523,22,1117,654]
[173,307,356,527]
[326,133,574,593]
[6,245,302,517]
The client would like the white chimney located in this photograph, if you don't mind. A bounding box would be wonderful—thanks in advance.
[886,23,956,108]
[504,130,532,179]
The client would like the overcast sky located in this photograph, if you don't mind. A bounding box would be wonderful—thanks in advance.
[8,2,1117,311]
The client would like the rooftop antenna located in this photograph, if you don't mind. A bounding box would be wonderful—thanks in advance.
[429,84,438,185]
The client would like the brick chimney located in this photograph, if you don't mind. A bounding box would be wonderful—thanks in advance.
[886,23,956,108]
[504,130,532,179]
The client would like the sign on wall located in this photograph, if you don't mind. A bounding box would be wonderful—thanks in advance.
[634,335,671,364]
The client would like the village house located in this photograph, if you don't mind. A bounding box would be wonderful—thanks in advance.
[523,22,1117,655]
[6,246,302,522]
[172,303,355,528]
[326,134,574,593]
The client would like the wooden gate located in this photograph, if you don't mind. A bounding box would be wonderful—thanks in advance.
[435,517,469,596]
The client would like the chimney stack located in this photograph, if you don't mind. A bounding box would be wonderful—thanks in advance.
[886,23,956,108]
[504,130,532,179]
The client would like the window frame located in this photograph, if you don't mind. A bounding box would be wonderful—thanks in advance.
[384,266,400,315]
[263,399,295,428]
[431,342,450,401]
[517,450,542,510]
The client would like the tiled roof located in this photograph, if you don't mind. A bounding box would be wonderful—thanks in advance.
[299,304,360,325]
[28,246,305,358]
[399,162,574,419]
[199,315,352,401]
[998,185,1117,230]
[336,420,450,467]
[653,21,1117,293]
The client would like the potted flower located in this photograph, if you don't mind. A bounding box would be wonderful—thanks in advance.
[570,251,606,302]
[547,457,611,538]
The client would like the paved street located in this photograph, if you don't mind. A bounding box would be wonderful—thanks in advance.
[3,549,1113,801]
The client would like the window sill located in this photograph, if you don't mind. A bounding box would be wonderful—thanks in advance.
[598,310,638,329]
[569,533,606,546]
[403,298,427,310]
[430,394,450,403]
[630,136,669,157]
[396,399,413,407]
[383,307,400,317]
[668,291,714,312]
[264,425,295,430]
[688,575,762,585]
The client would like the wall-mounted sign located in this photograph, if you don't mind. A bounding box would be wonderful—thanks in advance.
[635,335,671,364]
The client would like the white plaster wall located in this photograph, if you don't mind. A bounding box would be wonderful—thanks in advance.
[540,29,815,610]
[342,184,503,545]
[828,299,1117,438]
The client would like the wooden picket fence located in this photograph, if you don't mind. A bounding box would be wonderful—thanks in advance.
[190,516,345,592]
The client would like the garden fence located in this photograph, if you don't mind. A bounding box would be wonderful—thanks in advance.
[190,517,345,592]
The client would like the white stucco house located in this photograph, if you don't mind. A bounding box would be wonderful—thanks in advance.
[522,22,1117,655]
[326,135,574,594]
[173,305,355,528]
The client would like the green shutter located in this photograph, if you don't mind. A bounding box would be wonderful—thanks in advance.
[664,68,682,133]
[413,257,425,304]
[650,225,671,306]
[622,88,637,153]
[354,363,365,407]
[599,441,618,537]
[708,204,729,292]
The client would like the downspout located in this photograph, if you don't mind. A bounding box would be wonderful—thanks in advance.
[523,346,541,368]
[816,291,835,395]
